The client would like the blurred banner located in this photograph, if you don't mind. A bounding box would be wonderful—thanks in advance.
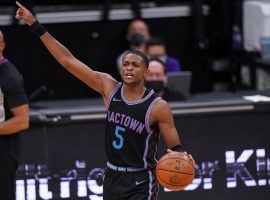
[16,100,270,200]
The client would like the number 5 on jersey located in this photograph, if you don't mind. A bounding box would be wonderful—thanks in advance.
[113,126,125,149]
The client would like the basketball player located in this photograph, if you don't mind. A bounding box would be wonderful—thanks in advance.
[15,2,193,199]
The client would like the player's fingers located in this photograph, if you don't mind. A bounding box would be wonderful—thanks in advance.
[16,8,24,16]
[15,11,21,19]
[188,154,195,163]
[167,149,173,153]
[16,9,22,15]
[15,14,21,20]
[16,1,26,10]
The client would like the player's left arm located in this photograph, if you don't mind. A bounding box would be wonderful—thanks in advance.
[152,100,195,162]
[151,100,180,149]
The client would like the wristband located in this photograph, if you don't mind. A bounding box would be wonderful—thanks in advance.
[170,144,183,152]
[30,20,46,37]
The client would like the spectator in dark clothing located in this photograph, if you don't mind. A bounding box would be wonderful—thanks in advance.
[146,37,181,73]
[116,19,151,70]
[145,58,186,101]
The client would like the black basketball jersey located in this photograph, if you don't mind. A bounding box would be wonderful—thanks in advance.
[105,83,162,169]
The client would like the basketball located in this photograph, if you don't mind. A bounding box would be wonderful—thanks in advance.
[156,152,195,191]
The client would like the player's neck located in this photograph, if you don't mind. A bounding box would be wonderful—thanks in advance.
[122,83,146,101]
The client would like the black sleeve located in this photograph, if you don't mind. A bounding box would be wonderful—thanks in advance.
[1,64,28,109]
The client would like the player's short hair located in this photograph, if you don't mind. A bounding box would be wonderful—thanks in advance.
[122,50,149,68]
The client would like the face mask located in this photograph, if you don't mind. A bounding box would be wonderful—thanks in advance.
[129,33,145,47]
[145,80,165,93]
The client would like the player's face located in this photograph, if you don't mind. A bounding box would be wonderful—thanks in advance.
[120,54,148,85]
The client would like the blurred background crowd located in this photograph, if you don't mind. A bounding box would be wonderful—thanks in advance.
[1,0,269,102]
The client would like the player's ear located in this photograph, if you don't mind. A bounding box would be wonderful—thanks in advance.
[144,67,149,77]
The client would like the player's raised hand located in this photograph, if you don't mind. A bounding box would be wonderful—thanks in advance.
[15,1,36,25]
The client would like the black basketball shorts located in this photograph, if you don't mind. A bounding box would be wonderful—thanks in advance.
[103,168,159,200]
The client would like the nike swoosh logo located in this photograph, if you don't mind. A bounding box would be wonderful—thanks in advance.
[112,97,122,102]
[135,180,147,185]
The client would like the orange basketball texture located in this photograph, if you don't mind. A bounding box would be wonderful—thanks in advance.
[156,152,195,191]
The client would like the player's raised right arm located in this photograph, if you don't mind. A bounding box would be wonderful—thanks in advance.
[15,1,116,96]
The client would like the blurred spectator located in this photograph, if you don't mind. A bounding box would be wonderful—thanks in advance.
[116,19,151,69]
[145,58,186,101]
[146,37,181,72]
